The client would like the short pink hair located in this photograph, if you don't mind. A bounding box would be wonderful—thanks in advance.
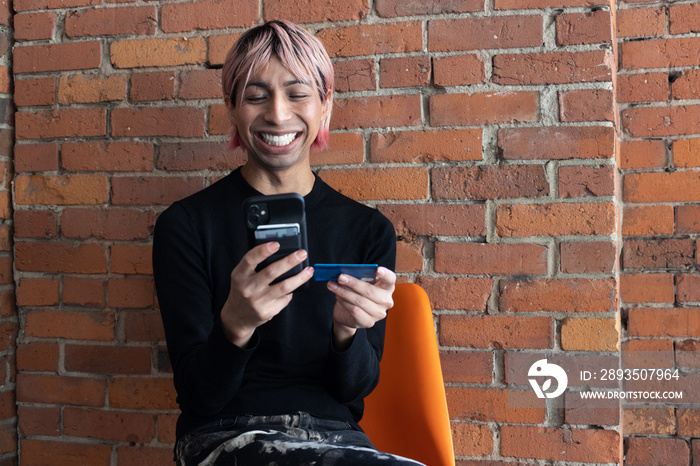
[222,20,334,151]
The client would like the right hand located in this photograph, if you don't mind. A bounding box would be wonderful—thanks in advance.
[220,241,313,348]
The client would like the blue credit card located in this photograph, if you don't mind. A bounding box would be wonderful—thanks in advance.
[313,264,378,282]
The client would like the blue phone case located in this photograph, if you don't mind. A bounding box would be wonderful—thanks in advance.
[313,264,378,282]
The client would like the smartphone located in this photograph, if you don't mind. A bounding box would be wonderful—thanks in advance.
[313,264,379,283]
[243,193,308,284]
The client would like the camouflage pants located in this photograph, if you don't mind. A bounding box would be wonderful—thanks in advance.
[176,412,426,466]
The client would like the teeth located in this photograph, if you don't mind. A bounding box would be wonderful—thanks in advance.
[261,133,297,146]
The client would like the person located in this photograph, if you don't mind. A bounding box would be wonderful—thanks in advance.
[152,20,425,466]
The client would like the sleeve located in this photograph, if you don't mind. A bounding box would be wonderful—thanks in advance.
[152,203,257,416]
[325,209,396,405]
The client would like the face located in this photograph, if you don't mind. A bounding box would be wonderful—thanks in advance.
[228,55,331,173]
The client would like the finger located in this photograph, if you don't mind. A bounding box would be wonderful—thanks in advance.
[329,282,388,321]
[373,266,396,291]
[272,265,314,295]
[334,273,394,310]
[237,242,281,276]
[256,249,309,286]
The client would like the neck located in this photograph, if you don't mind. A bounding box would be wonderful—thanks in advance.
[240,162,315,196]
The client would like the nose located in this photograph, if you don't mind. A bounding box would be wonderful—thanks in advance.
[264,93,292,125]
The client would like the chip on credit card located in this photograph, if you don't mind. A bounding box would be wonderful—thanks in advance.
[313,264,378,282]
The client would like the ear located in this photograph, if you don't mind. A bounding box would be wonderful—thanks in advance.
[321,90,333,121]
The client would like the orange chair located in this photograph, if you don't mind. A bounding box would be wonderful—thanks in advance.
[360,283,455,466]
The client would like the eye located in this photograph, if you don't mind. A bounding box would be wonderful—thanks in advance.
[245,94,267,103]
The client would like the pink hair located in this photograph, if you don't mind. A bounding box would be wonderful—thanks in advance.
[222,20,334,151]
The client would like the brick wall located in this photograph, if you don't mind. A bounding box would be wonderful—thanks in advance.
[5,0,698,465]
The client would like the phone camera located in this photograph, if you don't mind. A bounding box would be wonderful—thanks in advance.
[247,203,268,226]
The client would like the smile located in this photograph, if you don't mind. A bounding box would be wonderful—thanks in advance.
[260,132,300,147]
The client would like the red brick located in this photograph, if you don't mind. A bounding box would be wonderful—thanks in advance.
[440,350,492,384]
[379,55,431,88]
[109,377,177,410]
[16,278,59,307]
[63,141,151,172]
[500,278,617,313]
[439,314,552,349]
[433,165,548,200]
[122,310,165,342]
[111,176,206,206]
[561,317,619,351]
[333,59,375,92]
[376,0,483,16]
[15,242,105,275]
[395,239,424,274]
[158,141,243,171]
[505,352,618,388]
[179,69,222,99]
[63,277,106,308]
[429,16,542,51]
[497,202,616,237]
[162,0,256,33]
[0,290,16,318]
[622,406,675,435]
[111,244,152,275]
[556,10,612,46]
[318,167,428,201]
[316,22,422,58]
[14,11,56,41]
[208,33,239,66]
[673,69,700,101]
[65,6,155,37]
[452,423,493,457]
[673,138,700,168]
[617,7,665,38]
[499,126,614,160]
[310,133,364,166]
[331,95,421,130]
[623,104,700,138]
[623,239,694,269]
[623,205,674,236]
[15,142,59,172]
[500,426,619,463]
[62,208,154,240]
[621,37,700,70]
[617,72,669,103]
[24,309,114,340]
[625,437,689,466]
[628,308,700,337]
[108,277,155,309]
[494,50,613,85]
[117,446,175,466]
[431,91,538,126]
[379,204,485,237]
[447,387,544,423]
[17,374,106,406]
[560,241,616,274]
[64,408,156,443]
[677,340,700,370]
[677,274,700,303]
[111,37,206,68]
[20,439,111,466]
[130,71,176,101]
[669,3,700,34]
[0,256,12,285]
[435,242,548,275]
[58,73,127,104]
[559,165,615,197]
[15,174,108,205]
[678,408,700,436]
[416,277,492,311]
[15,108,106,140]
[16,341,59,372]
[433,54,485,87]
[14,41,101,73]
[112,107,205,138]
[370,129,481,163]
[14,0,99,11]
[65,345,151,375]
[14,77,56,107]
[208,103,230,135]
[559,89,614,122]
[14,210,58,239]
[158,413,178,443]
[495,0,605,8]
[18,406,61,436]
[620,273,675,304]
[677,205,700,235]
[265,0,368,22]
[625,172,700,203]
[619,139,667,169]
[565,392,619,426]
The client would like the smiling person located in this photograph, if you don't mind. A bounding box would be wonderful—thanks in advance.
[152,20,425,466]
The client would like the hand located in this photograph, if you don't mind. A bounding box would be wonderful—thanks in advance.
[220,241,313,348]
[327,267,396,351]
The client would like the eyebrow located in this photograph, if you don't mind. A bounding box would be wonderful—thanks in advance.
[245,79,309,90]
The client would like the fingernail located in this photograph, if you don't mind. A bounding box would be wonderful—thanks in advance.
[296,250,307,260]
[268,242,280,252]
[338,274,349,284]
[327,280,338,291]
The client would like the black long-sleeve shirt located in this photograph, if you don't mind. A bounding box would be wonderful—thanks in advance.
[152,168,396,442]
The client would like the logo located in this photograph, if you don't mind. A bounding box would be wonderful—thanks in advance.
[528,359,568,398]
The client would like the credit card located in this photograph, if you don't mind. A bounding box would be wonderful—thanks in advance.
[313,264,378,282]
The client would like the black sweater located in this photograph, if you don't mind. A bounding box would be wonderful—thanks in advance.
[152,168,396,442]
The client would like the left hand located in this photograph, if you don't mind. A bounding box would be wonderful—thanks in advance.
[326,266,396,350]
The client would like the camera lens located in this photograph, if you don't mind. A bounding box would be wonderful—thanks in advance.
[249,205,260,214]
[248,214,260,225]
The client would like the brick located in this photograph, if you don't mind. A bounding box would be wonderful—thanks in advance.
[494,50,613,85]
[0,391,15,421]
[628,308,700,337]
[446,387,544,423]
[24,309,114,340]
[208,103,229,135]
[376,0,483,16]
[15,241,107,273]
[15,174,108,205]
[561,317,619,351]
[17,374,106,406]
[677,408,700,436]
[440,350,492,384]
[433,54,485,87]
[158,413,178,444]
[432,91,539,126]
[122,310,165,342]
[14,41,101,73]
[395,239,424,273]
[497,202,616,237]
[555,10,612,46]
[673,69,700,101]
[559,165,615,197]
[111,176,205,206]
[680,204,700,233]
[565,392,619,426]
[500,278,617,313]
[112,107,205,137]
[117,446,175,466]
[162,0,256,33]
[559,89,614,122]
[560,241,616,274]
[14,11,56,41]
[65,6,156,37]
[619,139,667,169]
[370,129,482,163]
[621,37,700,70]
[108,277,155,308]
[452,423,493,457]
[63,277,106,307]
[58,73,127,104]
[495,0,605,8]
[623,205,674,236]
[677,274,700,303]
[111,244,152,275]
[433,165,548,200]
[617,7,665,38]
[500,426,619,463]
[669,3,700,35]
[617,72,669,103]
[16,278,59,306]
[429,16,542,52]
[15,108,106,140]
[623,104,700,138]
[625,437,689,466]
[16,341,59,372]
[435,242,548,275]
[677,340,700,369]
[673,138,700,168]
[626,172,700,203]
[310,133,364,166]
[65,345,151,375]
[499,126,614,160]
[623,239,694,269]
[208,34,239,66]
[62,208,154,241]
[379,55,430,88]
[333,59,375,92]
[18,406,61,436]
[620,273,675,304]
[14,77,56,107]
[440,314,552,349]
[622,406,675,435]
[331,95,421,130]
[158,141,243,171]
[130,71,176,101]
[20,439,111,466]
[179,69,222,99]
[318,167,428,201]
[622,339,675,369]
[111,37,206,68]
[316,22,422,58]
[14,210,58,239]
[15,142,59,172]
[379,204,484,238]
[62,141,152,172]
[416,277,491,311]
[109,377,177,410]
[265,0,368,22]
[64,408,156,443]
[14,0,99,11]
[505,352,619,389]
[0,256,12,285]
